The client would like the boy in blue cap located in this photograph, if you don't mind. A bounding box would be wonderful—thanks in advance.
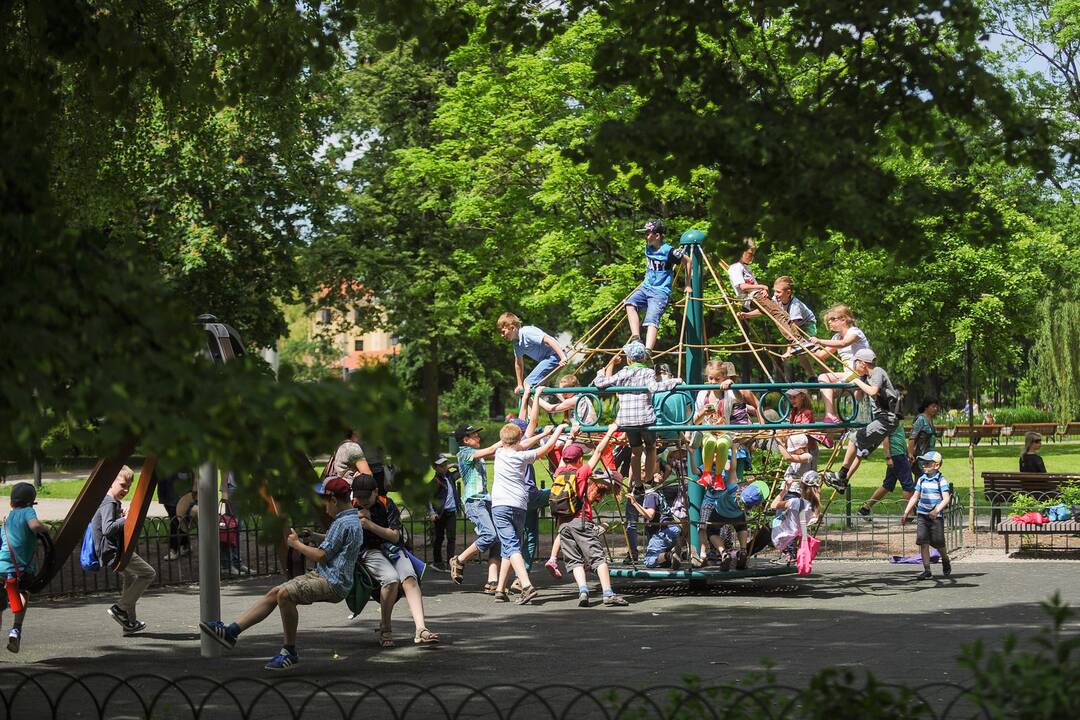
[901,451,952,579]
[0,483,48,652]
[200,476,362,670]
[624,219,692,350]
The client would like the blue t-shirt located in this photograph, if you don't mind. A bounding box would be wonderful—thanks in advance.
[316,508,364,598]
[642,242,686,294]
[915,472,951,515]
[514,325,557,362]
[458,446,489,501]
[721,447,752,484]
[0,507,39,575]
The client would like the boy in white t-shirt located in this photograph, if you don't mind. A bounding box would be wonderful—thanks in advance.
[727,239,769,307]
[491,392,567,605]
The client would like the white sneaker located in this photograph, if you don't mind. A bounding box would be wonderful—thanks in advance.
[165,549,179,561]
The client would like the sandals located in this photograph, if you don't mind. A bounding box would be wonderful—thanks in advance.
[414,628,439,645]
[378,628,395,648]
[482,582,497,594]
[450,556,464,584]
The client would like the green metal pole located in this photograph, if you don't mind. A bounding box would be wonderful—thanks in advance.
[680,229,706,552]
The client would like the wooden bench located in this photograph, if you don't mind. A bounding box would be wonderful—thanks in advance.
[946,424,1005,446]
[1061,422,1080,440]
[982,472,1080,527]
[1007,422,1061,443]
[996,519,1080,553]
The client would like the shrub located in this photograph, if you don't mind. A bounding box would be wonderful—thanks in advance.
[991,406,1058,426]
[440,374,492,430]
[1010,492,1044,516]
[1058,478,1080,508]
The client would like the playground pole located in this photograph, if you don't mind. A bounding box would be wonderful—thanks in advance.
[198,462,222,658]
[680,230,706,551]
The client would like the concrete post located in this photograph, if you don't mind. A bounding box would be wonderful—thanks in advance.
[198,462,222,657]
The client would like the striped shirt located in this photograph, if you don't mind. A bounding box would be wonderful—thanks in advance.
[592,364,680,427]
[914,472,951,515]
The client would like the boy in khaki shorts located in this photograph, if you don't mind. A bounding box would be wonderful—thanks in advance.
[200,476,362,670]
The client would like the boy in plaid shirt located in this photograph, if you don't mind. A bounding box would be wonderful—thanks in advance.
[593,341,681,491]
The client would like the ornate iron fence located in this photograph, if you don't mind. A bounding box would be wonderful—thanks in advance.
[0,670,991,720]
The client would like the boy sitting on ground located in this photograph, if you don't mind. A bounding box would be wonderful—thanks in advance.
[498,312,567,393]
[200,476,362,670]
[551,423,628,607]
[628,471,682,569]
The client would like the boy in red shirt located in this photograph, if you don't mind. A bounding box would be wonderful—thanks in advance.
[553,424,629,607]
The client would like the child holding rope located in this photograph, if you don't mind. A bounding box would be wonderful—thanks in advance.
[624,219,692,350]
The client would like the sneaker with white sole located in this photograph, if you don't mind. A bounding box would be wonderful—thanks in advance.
[165,549,180,561]
[7,628,21,653]
[264,648,299,671]
[107,605,129,627]
[822,471,848,491]
[122,620,147,635]
[578,591,590,607]
[199,620,238,649]
[603,595,629,607]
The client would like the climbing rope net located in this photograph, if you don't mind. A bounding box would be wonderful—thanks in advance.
[524,242,867,572]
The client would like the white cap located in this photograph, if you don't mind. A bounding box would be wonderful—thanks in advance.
[787,433,809,449]
[854,348,876,364]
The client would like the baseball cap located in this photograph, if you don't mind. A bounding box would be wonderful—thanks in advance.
[740,483,765,508]
[785,480,803,495]
[454,424,483,443]
[719,361,737,378]
[784,387,808,397]
[917,451,943,465]
[320,476,352,499]
[787,433,809,449]
[802,471,821,487]
[636,219,665,235]
[509,418,529,433]
[561,444,584,462]
[623,341,647,361]
[432,453,455,468]
[351,473,378,499]
[853,348,876,364]
[10,482,37,506]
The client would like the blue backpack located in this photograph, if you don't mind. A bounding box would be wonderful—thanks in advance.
[80,522,101,571]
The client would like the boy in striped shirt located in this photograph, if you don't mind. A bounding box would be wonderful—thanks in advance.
[901,451,952,579]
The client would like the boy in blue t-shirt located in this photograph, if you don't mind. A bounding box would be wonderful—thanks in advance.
[0,483,49,653]
[497,312,567,393]
[901,451,953,579]
[624,219,692,350]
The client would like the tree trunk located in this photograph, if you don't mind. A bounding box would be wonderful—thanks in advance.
[421,343,439,452]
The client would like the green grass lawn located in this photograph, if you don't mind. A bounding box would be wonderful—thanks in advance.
[8,442,1077,506]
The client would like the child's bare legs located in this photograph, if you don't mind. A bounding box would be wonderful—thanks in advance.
[644,444,658,483]
[818,371,844,417]
[496,556,513,592]
[496,553,532,593]
[486,558,499,584]
[864,488,912,509]
[234,585,285,632]
[736,529,749,552]
[401,576,435,635]
[643,325,658,350]
[277,588,300,647]
[629,446,644,487]
[456,542,479,563]
[379,581,399,634]
[625,305,642,340]
[796,353,815,378]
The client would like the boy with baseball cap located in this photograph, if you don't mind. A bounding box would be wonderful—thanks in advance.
[901,451,952,579]
[0,483,48,652]
[449,424,503,591]
[200,475,363,670]
[821,348,901,491]
[624,219,692,350]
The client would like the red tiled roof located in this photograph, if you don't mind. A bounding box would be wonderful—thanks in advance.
[333,348,398,370]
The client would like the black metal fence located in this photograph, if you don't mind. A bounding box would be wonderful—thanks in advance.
[0,670,990,719]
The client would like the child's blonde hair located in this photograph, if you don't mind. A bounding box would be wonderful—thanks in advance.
[773,276,793,291]
[116,465,135,484]
[704,359,726,379]
[825,304,854,325]
[499,423,523,445]
[496,312,521,330]
[558,374,579,388]
[1023,431,1042,455]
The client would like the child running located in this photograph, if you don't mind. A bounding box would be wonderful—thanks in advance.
[901,452,953,579]
[498,313,567,393]
[551,424,629,607]
[809,304,873,422]
[449,424,502,592]
[0,483,48,652]
[200,476,362,670]
[624,219,692,350]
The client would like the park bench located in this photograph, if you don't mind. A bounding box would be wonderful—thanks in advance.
[1060,422,1080,441]
[945,424,1005,446]
[982,472,1080,528]
[1005,422,1061,443]
[996,518,1080,553]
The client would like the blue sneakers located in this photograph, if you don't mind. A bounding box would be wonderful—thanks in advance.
[264,648,299,671]
[199,620,237,650]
